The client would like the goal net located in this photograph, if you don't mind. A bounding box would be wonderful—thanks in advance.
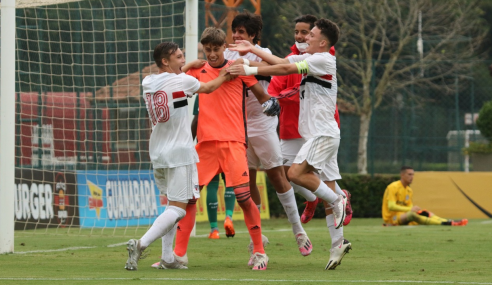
[13,0,188,235]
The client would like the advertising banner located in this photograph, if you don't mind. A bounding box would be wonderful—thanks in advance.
[195,170,270,222]
[76,170,166,228]
[14,169,79,230]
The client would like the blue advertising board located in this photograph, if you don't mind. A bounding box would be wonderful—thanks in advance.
[76,170,166,228]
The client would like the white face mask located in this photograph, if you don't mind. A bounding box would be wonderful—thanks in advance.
[295,41,309,53]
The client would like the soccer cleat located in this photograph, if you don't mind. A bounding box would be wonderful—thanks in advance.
[342,190,353,226]
[301,198,319,224]
[152,251,188,268]
[251,252,269,270]
[208,229,220,239]
[248,234,270,266]
[224,217,235,238]
[124,239,143,271]
[452,219,468,226]
[331,195,346,229]
[158,258,188,269]
[295,233,313,256]
[325,239,352,270]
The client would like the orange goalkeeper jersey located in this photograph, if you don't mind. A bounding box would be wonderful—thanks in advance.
[187,60,258,144]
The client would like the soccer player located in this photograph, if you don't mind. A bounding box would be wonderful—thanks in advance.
[228,18,350,270]
[191,97,237,239]
[124,41,231,270]
[224,11,313,257]
[267,14,353,226]
[172,27,279,271]
[382,166,468,226]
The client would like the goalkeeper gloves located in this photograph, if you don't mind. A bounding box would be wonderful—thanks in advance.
[262,97,281,116]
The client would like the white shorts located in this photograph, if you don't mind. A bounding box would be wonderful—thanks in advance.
[247,131,284,170]
[280,138,306,167]
[293,136,341,182]
[154,164,200,203]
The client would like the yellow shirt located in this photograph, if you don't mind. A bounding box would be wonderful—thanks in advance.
[382,180,413,223]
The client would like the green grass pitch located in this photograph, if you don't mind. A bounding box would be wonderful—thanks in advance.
[1,218,491,284]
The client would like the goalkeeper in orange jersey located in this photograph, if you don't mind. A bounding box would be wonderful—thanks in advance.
[382,166,468,226]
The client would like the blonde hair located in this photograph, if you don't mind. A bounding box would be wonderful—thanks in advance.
[200,27,226,46]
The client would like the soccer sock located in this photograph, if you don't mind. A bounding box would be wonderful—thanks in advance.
[291,181,317,202]
[234,185,265,254]
[313,180,339,204]
[326,214,344,246]
[334,182,345,196]
[407,211,442,225]
[277,188,305,236]
[140,206,186,249]
[224,186,236,218]
[161,223,177,263]
[174,200,197,257]
[206,176,220,230]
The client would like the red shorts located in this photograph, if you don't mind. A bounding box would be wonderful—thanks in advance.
[196,141,249,187]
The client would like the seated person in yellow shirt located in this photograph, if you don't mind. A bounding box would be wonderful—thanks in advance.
[382,166,468,226]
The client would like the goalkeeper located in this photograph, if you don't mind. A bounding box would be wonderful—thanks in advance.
[382,166,468,226]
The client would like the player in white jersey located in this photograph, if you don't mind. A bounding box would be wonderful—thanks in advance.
[225,11,313,258]
[227,19,351,270]
[125,41,231,271]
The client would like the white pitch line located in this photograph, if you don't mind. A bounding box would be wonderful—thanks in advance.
[0,278,491,284]
[480,220,492,224]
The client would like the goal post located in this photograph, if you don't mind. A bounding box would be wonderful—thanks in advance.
[4,0,203,243]
[0,0,17,254]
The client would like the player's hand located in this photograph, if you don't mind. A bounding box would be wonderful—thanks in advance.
[225,74,238,81]
[227,65,247,76]
[229,40,253,53]
[219,67,229,77]
[411,206,421,212]
[261,97,281,116]
[189,59,207,69]
[230,58,244,66]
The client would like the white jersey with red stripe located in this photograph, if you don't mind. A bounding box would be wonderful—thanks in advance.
[288,52,339,140]
[142,72,200,168]
[224,45,278,137]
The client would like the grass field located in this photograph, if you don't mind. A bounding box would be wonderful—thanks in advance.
[1,218,491,284]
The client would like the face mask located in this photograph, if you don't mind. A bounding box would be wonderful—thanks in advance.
[295,41,309,53]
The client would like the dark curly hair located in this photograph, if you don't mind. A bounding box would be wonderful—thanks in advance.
[232,11,263,44]
[153,42,179,68]
[294,14,318,30]
[315,19,340,47]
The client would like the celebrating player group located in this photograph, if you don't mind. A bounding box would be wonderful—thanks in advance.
[124,11,353,272]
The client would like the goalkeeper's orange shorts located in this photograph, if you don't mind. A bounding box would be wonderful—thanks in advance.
[196,141,249,188]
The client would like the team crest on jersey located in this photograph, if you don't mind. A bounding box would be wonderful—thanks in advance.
[406,195,409,200]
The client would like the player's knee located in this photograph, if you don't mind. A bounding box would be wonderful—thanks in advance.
[287,166,301,184]
[405,211,418,222]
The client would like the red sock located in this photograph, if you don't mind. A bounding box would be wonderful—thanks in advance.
[174,200,197,257]
[234,186,264,254]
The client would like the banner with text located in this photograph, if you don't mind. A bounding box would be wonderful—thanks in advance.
[76,170,167,228]
[15,169,79,230]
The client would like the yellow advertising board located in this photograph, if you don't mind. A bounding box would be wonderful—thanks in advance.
[195,170,270,222]
[412,172,492,219]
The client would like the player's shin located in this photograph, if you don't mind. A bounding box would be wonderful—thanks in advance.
[174,200,197,257]
[140,206,186,248]
[234,185,265,254]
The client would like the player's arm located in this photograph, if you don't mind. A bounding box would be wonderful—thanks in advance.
[387,201,411,212]
[230,57,270,67]
[228,62,299,77]
[182,59,207,73]
[195,68,230,94]
[229,40,289,65]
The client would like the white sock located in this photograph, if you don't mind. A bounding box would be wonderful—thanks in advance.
[277,188,305,236]
[326,214,343,247]
[313,180,338,204]
[140,206,186,248]
[161,223,177,263]
[335,182,345,196]
[291,181,317,202]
